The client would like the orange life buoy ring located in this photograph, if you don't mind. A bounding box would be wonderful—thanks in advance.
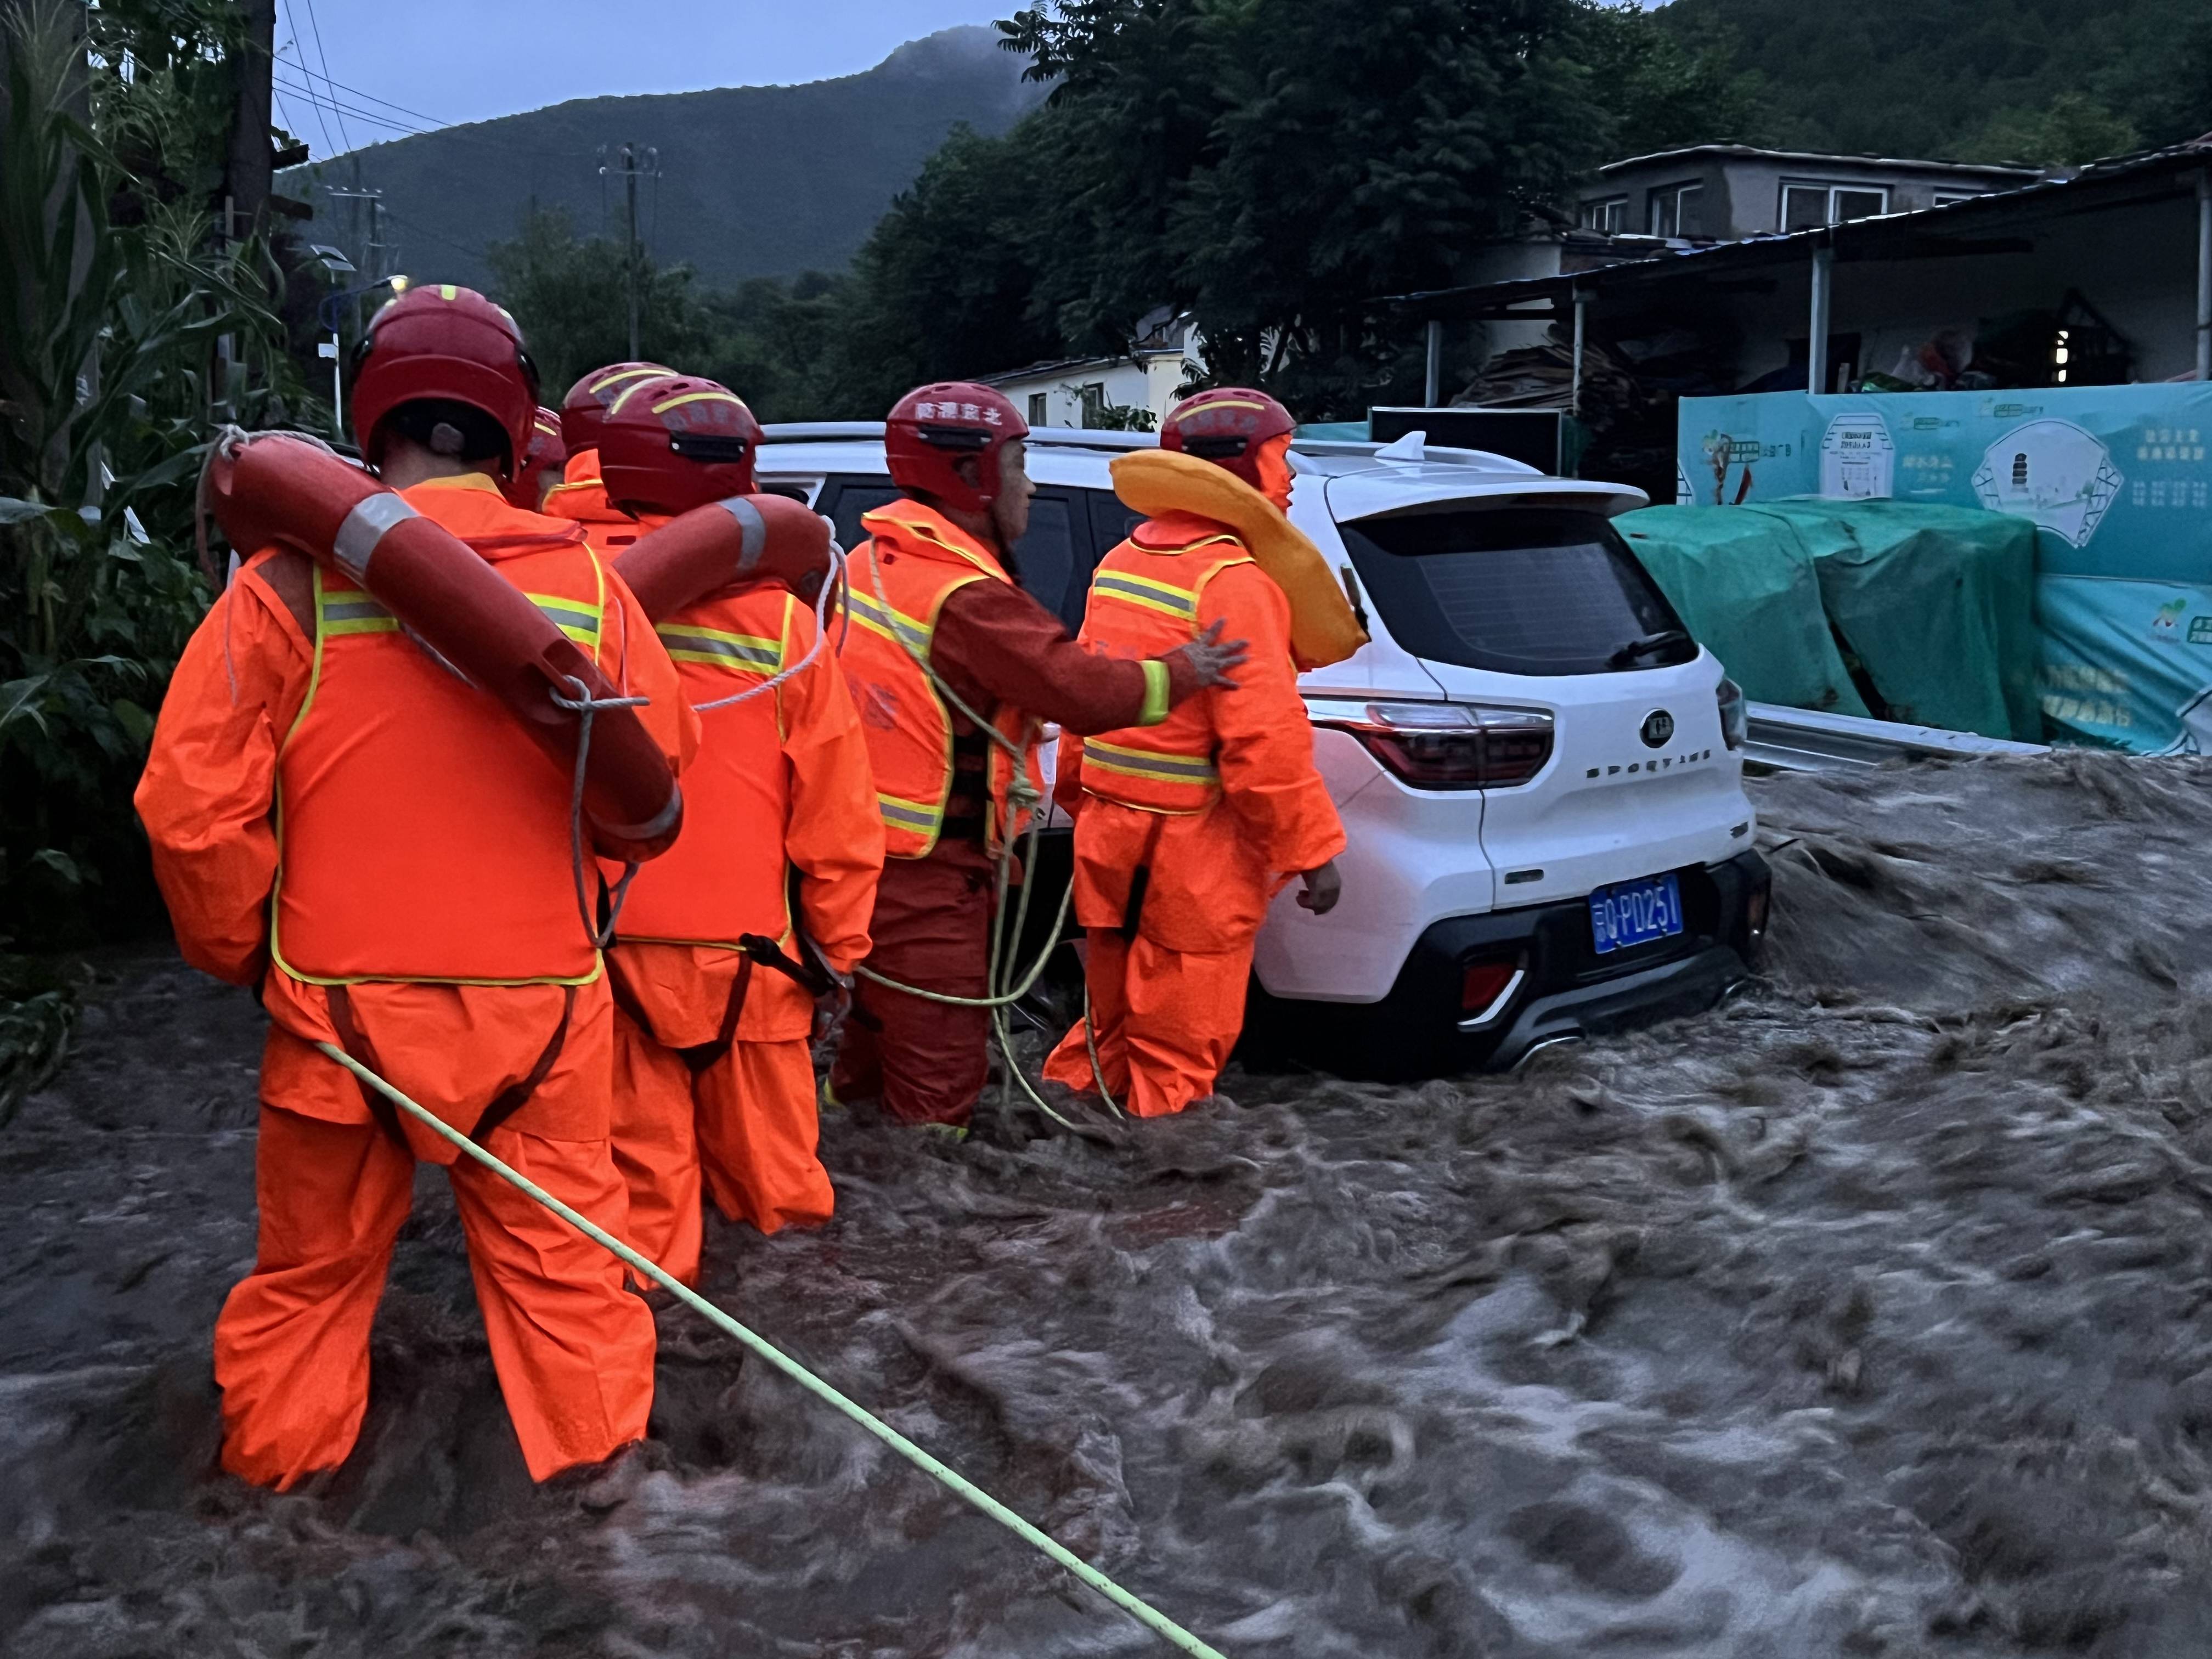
[204,433,682,862]
[612,493,834,623]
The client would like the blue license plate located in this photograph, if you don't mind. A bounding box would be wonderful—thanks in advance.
[1589,872,1684,955]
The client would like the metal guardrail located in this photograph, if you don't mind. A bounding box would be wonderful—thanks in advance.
[1744,702,2049,772]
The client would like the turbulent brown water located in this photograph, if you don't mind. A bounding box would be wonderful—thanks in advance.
[7,752,2212,1658]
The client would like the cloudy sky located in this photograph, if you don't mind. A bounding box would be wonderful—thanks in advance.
[272,0,1010,154]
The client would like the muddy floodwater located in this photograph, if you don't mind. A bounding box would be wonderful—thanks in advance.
[7,752,2212,1657]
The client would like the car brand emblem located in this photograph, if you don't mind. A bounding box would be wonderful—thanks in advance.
[1640,709,1675,748]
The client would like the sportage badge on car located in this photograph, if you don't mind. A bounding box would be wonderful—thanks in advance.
[1640,709,1675,748]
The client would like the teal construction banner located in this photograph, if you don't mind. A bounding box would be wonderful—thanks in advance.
[1675,386,2212,752]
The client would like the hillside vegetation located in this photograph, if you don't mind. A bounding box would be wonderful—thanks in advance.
[1657,0,2212,165]
[280,27,1044,290]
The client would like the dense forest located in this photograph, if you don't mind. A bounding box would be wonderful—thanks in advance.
[1657,0,2212,167]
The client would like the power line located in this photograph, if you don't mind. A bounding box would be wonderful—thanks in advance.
[274,74,432,137]
[274,37,337,157]
[295,0,353,153]
[379,205,492,266]
[278,65,452,131]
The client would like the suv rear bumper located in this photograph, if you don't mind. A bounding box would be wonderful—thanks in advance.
[1246,849,1769,1078]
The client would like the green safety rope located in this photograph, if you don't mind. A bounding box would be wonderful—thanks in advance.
[314,1040,1226,1658]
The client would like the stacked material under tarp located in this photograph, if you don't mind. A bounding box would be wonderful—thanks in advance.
[1615,506,1868,719]
[1617,501,2041,742]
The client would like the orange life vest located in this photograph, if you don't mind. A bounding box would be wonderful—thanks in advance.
[270,476,611,986]
[1075,512,1255,814]
[614,583,804,948]
[838,499,1042,859]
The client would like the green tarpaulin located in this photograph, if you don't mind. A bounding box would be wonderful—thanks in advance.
[1615,506,1869,718]
[1616,501,2041,741]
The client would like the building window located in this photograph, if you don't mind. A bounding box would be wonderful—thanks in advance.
[1578,195,1627,234]
[1932,190,1985,208]
[1647,183,1703,238]
[1028,392,1048,426]
[1079,382,1107,426]
[1781,182,1891,231]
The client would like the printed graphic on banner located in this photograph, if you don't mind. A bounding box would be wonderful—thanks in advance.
[1674,385,2212,751]
[1968,420,2123,547]
[1819,413,1894,499]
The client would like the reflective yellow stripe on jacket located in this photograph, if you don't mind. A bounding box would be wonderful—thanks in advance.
[1074,530,1254,814]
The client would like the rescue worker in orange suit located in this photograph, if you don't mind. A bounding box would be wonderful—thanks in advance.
[503,404,567,512]
[541,360,671,539]
[134,286,698,1489]
[581,374,883,1280]
[826,383,1251,1135]
[1043,388,1345,1117]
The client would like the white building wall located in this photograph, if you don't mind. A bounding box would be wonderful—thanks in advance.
[988,348,1204,430]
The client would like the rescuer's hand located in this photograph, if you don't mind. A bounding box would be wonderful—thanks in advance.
[1296,859,1342,916]
[812,974,854,1043]
[1179,619,1250,690]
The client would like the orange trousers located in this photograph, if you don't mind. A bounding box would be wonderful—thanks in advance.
[213,1103,654,1488]
[1042,928,1256,1117]
[611,1006,834,1283]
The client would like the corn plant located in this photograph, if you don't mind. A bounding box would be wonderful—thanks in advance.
[0,0,291,947]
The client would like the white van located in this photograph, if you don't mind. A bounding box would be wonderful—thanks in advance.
[757,425,1770,1078]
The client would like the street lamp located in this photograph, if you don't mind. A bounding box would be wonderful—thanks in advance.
[306,245,356,438]
[312,260,408,446]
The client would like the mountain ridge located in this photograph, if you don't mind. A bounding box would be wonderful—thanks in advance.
[284,26,1045,290]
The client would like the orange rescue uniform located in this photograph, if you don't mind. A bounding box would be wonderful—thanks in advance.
[829,499,1177,1127]
[135,472,698,1488]
[1043,511,1344,1115]
[575,509,881,1283]
[542,447,638,546]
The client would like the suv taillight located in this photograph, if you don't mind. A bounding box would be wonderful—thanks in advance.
[1323,702,1555,789]
[1717,676,1747,751]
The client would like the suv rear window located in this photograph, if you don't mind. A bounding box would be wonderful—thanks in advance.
[1338,507,1695,676]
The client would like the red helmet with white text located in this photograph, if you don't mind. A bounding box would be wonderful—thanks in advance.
[559,360,673,454]
[884,382,1029,515]
[1160,387,1296,493]
[597,375,764,516]
[348,283,538,476]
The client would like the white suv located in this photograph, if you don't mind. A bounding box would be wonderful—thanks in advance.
[758,425,1769,1079]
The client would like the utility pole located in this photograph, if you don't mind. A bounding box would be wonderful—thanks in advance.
[212,0,273,427]
[599,143,659,359]
[222,0,276,240]
[325,184,385,282]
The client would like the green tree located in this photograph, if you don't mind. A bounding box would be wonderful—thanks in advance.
[1969,93,2140,167]
[817,125,1064,416]
[994,0,1632,413]
[697,272,852,421]
[484,206,715,398]
[1575,2,1771,159]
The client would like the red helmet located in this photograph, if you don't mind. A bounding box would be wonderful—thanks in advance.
[884,382,1029,515]
[598,374,764,516]
[349,283,538,476]
[1161,387,1296,492]
[503,406,568,510]
[559,361,673,455]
